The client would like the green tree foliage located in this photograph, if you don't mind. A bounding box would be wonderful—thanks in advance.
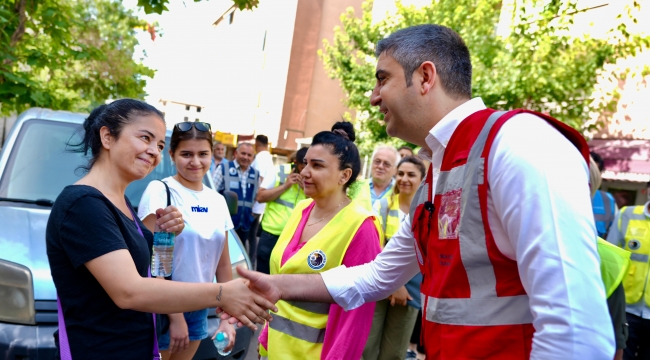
[138,0,259,15]
[0,0,154,115]
[320,0,649,154]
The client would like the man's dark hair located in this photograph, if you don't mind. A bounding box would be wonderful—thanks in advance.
[398,145,413,153]
[590,151,605,172]
[376,24,472,99]
[256,134,269,146]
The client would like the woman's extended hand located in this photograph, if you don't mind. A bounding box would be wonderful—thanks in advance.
[167,313,189,353]
[155,206,184,235]
[218,278,278,331]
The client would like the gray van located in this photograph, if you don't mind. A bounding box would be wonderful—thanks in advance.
[0,108,253,359]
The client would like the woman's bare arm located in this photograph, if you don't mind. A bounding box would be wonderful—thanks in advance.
[216,232,233,282]
[85,249,277,330]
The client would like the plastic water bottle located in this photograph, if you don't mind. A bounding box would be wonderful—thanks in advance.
[213,327,231,356]
[151,223,174,277]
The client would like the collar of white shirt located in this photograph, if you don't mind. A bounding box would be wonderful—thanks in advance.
[418,97,487,162]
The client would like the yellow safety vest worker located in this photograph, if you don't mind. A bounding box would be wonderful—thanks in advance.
[614,206,650,305]
[352,178,393,213]
[262,199,381,359]
[260,164,307,236]
[374,193,400,243]
[597,237,631,297]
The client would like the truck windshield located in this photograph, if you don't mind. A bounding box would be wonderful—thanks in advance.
[0,119,180,206]
[0,120,85,202]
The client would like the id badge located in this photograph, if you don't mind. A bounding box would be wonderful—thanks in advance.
[229,181,240,189]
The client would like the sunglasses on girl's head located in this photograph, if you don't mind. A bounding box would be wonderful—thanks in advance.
[174,122,212,133]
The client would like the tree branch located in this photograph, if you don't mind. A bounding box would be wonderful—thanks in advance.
[10,0,28,47]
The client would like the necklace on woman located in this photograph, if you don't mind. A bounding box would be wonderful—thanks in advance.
[307,199,348,227]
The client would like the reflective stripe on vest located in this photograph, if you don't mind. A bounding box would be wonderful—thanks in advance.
[617,205,650,305]
[269,313,326,344]
[425,294,532,325]
[376,194,400,242]
[223,160,259,231]
[267,199,381,359]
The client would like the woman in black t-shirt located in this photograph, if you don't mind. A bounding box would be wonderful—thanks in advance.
[46,99,276,360]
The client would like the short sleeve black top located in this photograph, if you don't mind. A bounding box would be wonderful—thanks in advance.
[46,185,154,359]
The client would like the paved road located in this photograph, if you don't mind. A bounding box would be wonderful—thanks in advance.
[244,327,261,360]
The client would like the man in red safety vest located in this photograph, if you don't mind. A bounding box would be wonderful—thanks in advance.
[236,24,615,359]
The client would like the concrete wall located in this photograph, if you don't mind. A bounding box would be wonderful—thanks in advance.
[303,0,364,141]
[276,0,324,149]
[277,0,365,149]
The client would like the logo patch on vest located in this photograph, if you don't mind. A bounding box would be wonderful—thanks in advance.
[628,239,641,250]
[438,189,461,240]
[229,167,237,175]
[307,250,327,270]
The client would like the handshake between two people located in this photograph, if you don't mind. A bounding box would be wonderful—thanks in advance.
[215,266,333,330]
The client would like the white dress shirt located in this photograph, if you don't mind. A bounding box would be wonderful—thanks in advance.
[252,150,274,214]
[321,98,615,359]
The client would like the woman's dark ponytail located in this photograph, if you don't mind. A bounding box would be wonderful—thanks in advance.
[69,99,164,171]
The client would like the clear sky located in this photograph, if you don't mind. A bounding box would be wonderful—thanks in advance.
[124,0,234,106]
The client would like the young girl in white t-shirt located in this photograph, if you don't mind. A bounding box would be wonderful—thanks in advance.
[138,122,236,360]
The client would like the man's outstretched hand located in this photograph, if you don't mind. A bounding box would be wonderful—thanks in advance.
[237,266,282,304]
[218,278,278,331]
[220,266,283,326]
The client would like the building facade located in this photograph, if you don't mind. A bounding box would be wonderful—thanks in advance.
[210,0,364,150]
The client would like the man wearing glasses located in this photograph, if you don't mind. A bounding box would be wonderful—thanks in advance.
[357,145,400,211]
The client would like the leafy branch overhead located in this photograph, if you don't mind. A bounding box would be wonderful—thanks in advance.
[0,0,154,115]
[320,0,649,154]
[138,0,259,14]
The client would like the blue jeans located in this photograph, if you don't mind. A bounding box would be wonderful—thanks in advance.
[158,309,209,350]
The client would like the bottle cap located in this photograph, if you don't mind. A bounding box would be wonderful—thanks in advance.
[216,332,225,341]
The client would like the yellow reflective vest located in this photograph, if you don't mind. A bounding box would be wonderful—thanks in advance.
[597,237,631,297]
[263,199,381,359]
[260,164,307,236]
[615,206,650,305]
[374,193,401,243]
[351,178,393,213]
